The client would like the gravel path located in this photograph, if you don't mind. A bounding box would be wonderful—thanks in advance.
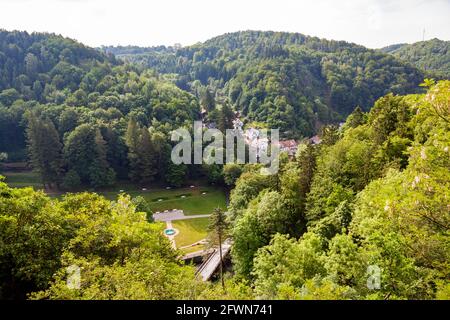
[153,209,211,222]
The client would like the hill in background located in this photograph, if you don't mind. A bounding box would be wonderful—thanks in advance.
[381,38,449,78]
[103,31,428,138]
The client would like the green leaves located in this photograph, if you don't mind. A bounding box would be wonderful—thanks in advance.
[0,184,69,298]
[64,124,116,188]
[26,113,64,188]
[0,183,203,300]
[252,233,327,299]
[231,80,450,299]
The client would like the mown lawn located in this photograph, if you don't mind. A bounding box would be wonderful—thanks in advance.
[172,217,210,252]
[180,244,205,254]
[1,171,218,255]
[102,186,226,215]
[1,171,42,189]
[0,171,227,216]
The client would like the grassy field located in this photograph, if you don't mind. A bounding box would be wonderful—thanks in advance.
[1,171,43,189]
[172,217,210,253]
[1,170,220,255]
[180,244,205,254]
[1,171,227,215]
[102,186,226,215]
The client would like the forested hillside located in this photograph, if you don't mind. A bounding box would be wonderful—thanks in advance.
[381,39,449,78]
[1,80,448,300]
[0,30,202,189]
[0,28,448,300]
[106,31,427,137]
[226,79,450,299]
[0,30,115,156]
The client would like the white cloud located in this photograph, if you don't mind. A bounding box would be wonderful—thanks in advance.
[0,0,448,48]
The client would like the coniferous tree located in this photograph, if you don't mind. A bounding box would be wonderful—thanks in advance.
[125,118,141,182]
[150,130,170,181]
[208,207,229,290]
[26,113,64,189]
[346,106,366,128]
[296,143,317,203]
[165,163,187,187]
[64,124,115,188]
[217,103,234,132]
[137,128,157,184]
[102,126,128,179]
[88,129,116,188]
[201,88,215,112]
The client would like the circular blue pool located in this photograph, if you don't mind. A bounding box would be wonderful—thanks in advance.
[164,229,176,236]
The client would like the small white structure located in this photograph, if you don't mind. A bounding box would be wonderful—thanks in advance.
[309,135,322,145]
[247,136,269,158]
[232,118,244,133]
[245,128,260,141]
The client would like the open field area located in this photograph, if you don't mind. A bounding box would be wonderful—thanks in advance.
[1,171,42,189]
[0,171,227,215]
[102,186,226,215]
[172,217,210,254]
[1,170,220,255]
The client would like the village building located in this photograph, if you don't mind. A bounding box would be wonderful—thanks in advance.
[232,118,244,133]
[244,128,260,142]
[278,139,299,157]
[309,135,322,145]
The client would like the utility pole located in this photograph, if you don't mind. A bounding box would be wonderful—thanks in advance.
[422,28,426,42]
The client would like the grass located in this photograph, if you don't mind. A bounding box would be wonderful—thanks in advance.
[102,186,226,215]
[172,217,210,252]
[1,171,42,189]
[181,244,205,254]
[1,170,218,255]
[0,171,227,215]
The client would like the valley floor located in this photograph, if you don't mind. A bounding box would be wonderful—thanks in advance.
[0,169,226,255]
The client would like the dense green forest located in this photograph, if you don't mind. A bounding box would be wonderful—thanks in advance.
[1,30,436,189]
[1,80,448,299]
[103,31,427,137]
[0,30,205,189]
[381,39,449,78]
[228,80,449,299]
[0,29,449,300]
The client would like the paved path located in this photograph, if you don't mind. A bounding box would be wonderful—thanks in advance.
[153,210,211,222]
[156,209,230,260]
[165,221,177,249]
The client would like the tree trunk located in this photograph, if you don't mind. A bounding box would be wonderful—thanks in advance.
[218,230,225,290]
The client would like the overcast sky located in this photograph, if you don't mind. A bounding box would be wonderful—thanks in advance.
[0,0,449,48]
